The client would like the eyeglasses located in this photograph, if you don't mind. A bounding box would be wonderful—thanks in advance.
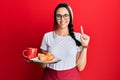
[56,14,69,20]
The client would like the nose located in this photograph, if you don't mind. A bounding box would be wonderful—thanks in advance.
[61,16,64,20]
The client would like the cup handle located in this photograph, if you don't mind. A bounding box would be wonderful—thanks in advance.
[23,50,28,58]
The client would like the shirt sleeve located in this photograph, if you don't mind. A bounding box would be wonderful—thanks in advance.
[75,32,82,52]
[77,46,83,52]
[40,34,48,51]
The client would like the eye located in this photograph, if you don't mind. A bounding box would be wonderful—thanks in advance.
[56,14,62,18]
[64,14,69,17]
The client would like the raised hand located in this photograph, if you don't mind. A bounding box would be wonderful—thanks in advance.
[80,25,90,47]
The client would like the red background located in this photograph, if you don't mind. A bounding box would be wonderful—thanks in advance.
[0,0,120,80]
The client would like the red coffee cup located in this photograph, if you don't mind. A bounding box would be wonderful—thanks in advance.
[23,48,37,59]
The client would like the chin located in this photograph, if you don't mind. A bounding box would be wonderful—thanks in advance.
[60,25,68,28]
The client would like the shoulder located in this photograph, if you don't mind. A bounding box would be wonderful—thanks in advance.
[74,32,81,37]
[74,32,81,40]
[43,31,55,40]
[44,31,54,37]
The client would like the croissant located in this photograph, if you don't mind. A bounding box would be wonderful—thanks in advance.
[38,52,55,62]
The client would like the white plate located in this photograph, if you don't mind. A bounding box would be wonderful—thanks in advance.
[30,57,61,64]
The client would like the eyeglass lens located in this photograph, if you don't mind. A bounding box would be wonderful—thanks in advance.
[56,14,69,19]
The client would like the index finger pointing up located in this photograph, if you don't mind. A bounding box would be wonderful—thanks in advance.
[80,25,84,34]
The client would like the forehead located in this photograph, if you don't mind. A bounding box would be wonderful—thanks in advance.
[56,7,69,14]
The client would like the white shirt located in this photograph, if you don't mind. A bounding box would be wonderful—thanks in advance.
[40,31,82,70]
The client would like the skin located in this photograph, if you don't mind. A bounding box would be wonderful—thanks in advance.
[39,7,90,71]
[76,33,90,71]
[55,8,70,36]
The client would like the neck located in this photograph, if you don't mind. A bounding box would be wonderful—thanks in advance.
[55,27,69,36]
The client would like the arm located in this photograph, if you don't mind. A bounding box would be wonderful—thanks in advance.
[76,33,90,71]
[76,48,87,71]
[39,50,47,69]
[39,63,47,69]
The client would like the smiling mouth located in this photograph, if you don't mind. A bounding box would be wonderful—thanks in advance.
[60,23,65,25]
[60,21,66,24]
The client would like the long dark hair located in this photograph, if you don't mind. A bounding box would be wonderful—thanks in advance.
[54,3,81,46]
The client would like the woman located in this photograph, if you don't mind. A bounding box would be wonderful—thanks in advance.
[40,3,90,80]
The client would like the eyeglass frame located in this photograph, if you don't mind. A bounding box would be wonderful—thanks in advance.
[56,14,70,20]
